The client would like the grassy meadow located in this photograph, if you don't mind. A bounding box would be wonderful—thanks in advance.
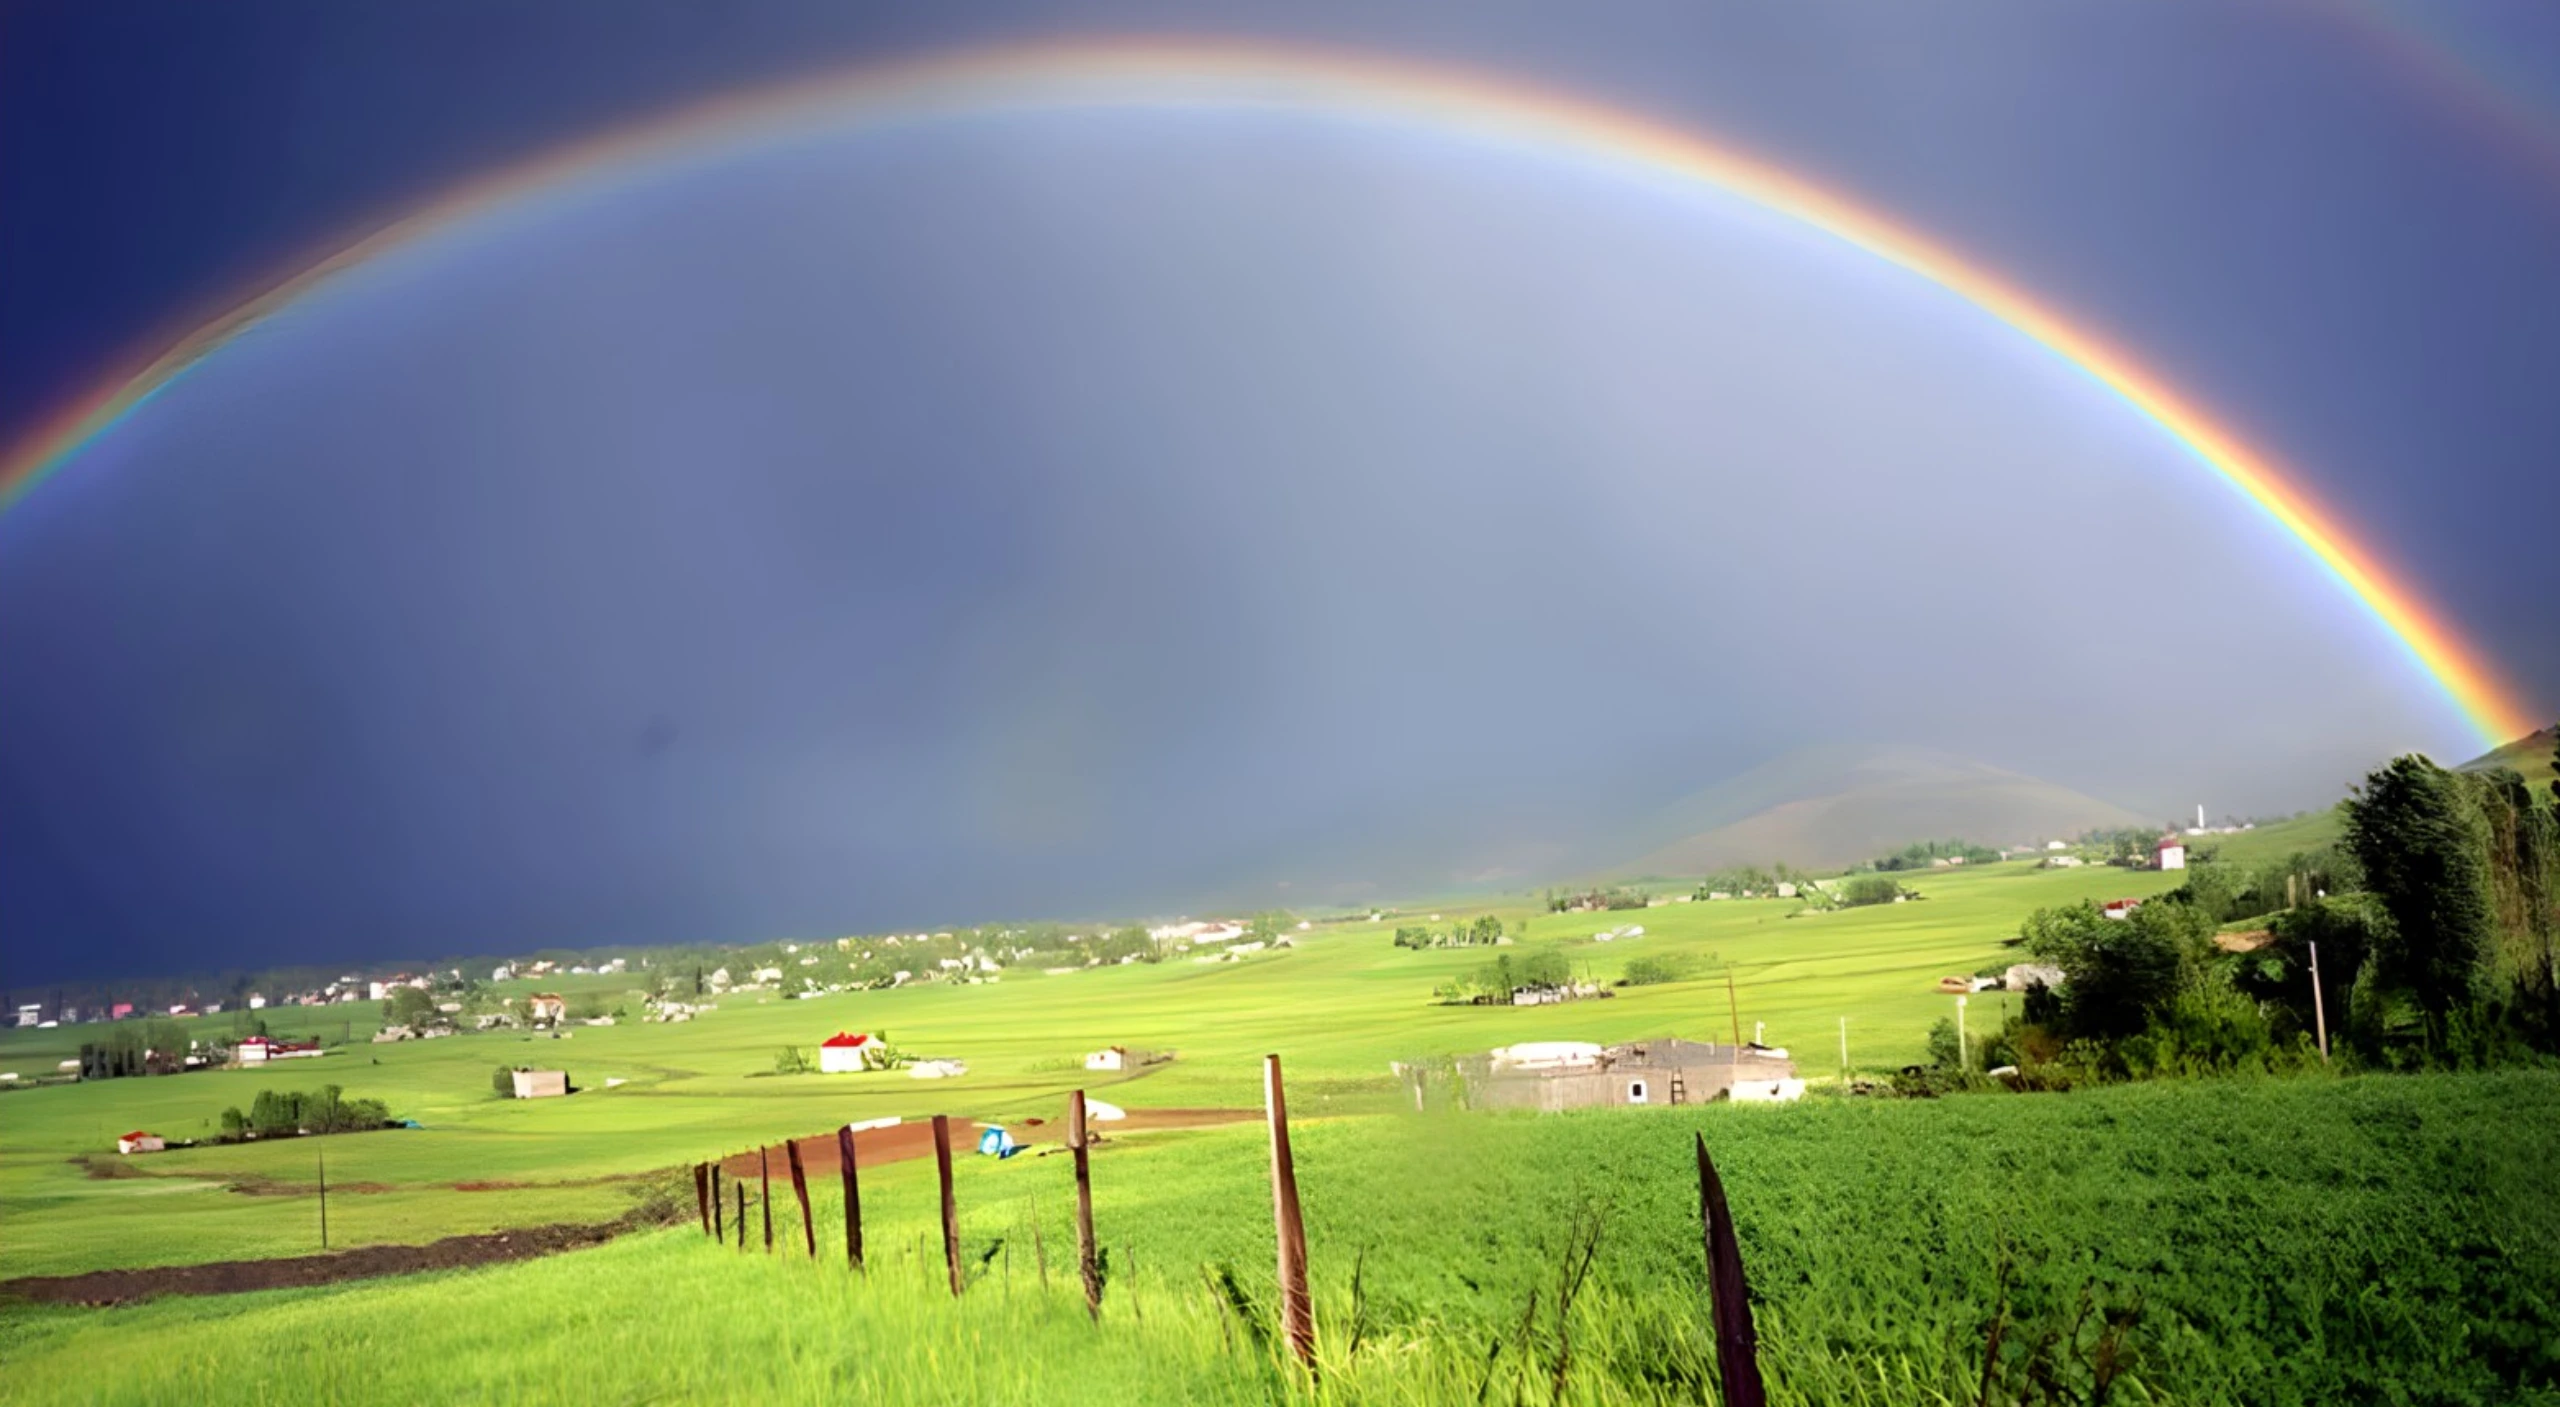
[0,860,2185,1280]
[4,1071,2554,1405]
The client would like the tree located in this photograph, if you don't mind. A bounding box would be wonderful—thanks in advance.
[382,986,437,1029]
[2345,755,2493,1038]
[492,1065,517,1098]
[2021,902,2186,1042]
[1840,876,1904,908]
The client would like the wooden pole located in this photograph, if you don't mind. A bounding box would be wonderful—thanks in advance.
[711,1162,723,1241]
[837,1124,864,1271]
[1726,968,1743,1049]
[1694,1134,1767,1407]
[2309,940,2331,1063]
[317,1145,329,1250]
[1265,1054,1316,1368]
[1838,1017,1848,1080]
[786,1138,816,1258]
[1957,995,1969,1071]
[735,1179,747,1250]
[693,1162,711,1236]
[760,1145,774,1253]
[934,1114,963,1297]
[1072,1089,1101,1320]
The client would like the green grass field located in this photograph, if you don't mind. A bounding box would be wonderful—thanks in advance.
[0,861,2186,1280]
[5,1071,2554,1405]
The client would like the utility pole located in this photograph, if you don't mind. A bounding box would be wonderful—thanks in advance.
[1955,995,1968,1071]
[317,1145,329,1250]
[1725,968,1743,1049]
[2309,941,2330,1063]
[1838,1017,1848,1079]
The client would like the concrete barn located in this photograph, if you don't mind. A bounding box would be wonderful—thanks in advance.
[1458,1038,1797,1111]
[510,1068,569,1099]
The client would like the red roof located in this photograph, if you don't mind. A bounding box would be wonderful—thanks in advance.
[2157,836,2184,849]
[820,1032,873,1048]
[238,1036,273,1046]
[121,1131,156,1141]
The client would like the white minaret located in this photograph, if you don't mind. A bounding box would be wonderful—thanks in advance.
[2196,803,2206,831]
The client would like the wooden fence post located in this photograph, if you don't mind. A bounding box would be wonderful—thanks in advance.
[760,1145,774,1253]
[1694,1134,1767,1407]
[934,1114,963,1297]
[1265,1054,1315,1368]
[711,1162,724,1240]
[837,1124,864,1271]
[786,1137,816,1258]
[1072,1089,1102,1320]
[693,1162,711,1236]
[734,1180,747,1250]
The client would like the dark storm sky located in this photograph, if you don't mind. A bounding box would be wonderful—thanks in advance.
[4,0,2557,984]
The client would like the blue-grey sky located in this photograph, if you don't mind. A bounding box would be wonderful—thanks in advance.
[4,2,2557,983]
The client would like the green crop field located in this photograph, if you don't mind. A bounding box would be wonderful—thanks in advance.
[0,861,2188,1280]
[4,1071,2555,1405]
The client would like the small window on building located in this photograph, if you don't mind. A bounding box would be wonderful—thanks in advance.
[1628,1079,1649,1104]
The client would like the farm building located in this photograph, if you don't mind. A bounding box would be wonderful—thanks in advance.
[2156,836,2187,870]
[510,1068,570,1099]
[1456,1038,1797,1111]
[2101,897,2144,920]
[819,1031,880,1073]
[117,1131,165,1154]
[1085,1046,1127,1071]
[526,993,567,1025]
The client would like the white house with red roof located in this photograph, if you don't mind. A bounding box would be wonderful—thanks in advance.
[2155,834,2187,870]
[117,1131,165,1154]
[819,1031,880,1074]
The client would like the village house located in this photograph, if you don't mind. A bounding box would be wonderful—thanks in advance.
[1085,1045,1127,1071]
[509,1068,570,1099]
[2102,897,2144,920]
[1455,1038,1798,1111]
[117,1131,166,1155]
[235,1036,324,1064]
[818,1031,880,1073]
[2155,835,2187,871]
[526,993,567,1025]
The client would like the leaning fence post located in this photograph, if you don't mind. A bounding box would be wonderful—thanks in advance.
[786,1137,816,1258]
[712,1162,724,1240]
[837,1124,865,1271]
[694,1162,711,1236]
[1072,1089,1102,1320]
[1265,1054,1316,1368]
[1695,1133,1767,1407]
[760,1145,775,1252]
[735,1179,747,1249]
[934,1114,963,1297]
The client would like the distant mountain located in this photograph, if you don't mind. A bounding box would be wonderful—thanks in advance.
[2459,727,2558,787]
[1606,744,2152,877]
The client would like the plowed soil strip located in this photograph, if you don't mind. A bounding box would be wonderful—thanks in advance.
[2,1218,639,1307]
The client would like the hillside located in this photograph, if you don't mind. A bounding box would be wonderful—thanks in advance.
[1610,743,2151,877]
[2461,726,2558,787]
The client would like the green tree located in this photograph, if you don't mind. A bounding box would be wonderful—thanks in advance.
[492,1065,517,1098]
[2345,755,2492,1039]
[382,986,437,1029]
[2022,902,2185,1042]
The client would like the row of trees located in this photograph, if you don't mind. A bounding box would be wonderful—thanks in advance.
[1392,915,1508,949]
[1434,947,1576,1003]
[1865,839,2000,871]
[216,1085,393,1141]
[1947,742,2559,1082]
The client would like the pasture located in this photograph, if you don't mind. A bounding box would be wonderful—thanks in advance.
[4,1071,2554,1405]
[0,860,2186,1280]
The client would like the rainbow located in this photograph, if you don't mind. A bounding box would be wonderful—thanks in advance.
[0,37,2535,746]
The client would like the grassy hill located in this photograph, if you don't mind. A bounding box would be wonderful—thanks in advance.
[2461,725,2558,787]
[0,860,2184,1282]
[1612,744,2150,877]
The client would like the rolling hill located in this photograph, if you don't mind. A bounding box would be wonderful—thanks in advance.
[1609,743,2153,877]
[2461,726,2558,787]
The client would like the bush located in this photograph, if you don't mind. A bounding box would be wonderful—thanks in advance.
[1840,875,1905,907]
[773,1046,813,1075]
[492,1065,517,1098]
[1621,954,1700,986]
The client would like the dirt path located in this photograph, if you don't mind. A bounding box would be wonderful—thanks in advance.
[0,1216,651,1307]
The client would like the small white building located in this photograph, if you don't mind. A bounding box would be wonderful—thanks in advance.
[2156,836,2187,871]
[117,1131,166,1155]
[526,994,567,1025]
[818,1031,878,1073]
[1084,1046,1127,1071]
[510,1068,570,1098]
